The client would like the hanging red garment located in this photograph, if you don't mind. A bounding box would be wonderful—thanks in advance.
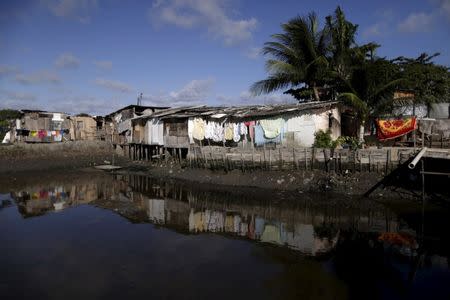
[244,121,255,140]
[376,117,416,141]
[38,130,46,139]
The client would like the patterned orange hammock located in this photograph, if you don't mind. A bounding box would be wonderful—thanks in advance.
[376,117,417,141]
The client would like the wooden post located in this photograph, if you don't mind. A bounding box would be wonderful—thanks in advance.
[263,145,266,170]
[422,131,425,148]
[188,145,192,168]
[222,153,226,171]
[164,147,168,163]
[268,148,272,170]
[359,151,362,172]
[279,148,282,170]
[385,149,389,173]
[339,152,342,173]
[311,148,315,170]
[252,147,255,169]
[292,148,296,170]
[305,148,308,170]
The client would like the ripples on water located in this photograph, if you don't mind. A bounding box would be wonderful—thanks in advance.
[0,171,449,300]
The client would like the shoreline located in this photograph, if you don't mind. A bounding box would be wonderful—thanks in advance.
[0,142,421,200]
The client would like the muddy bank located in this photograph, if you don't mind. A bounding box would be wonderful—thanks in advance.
[116,162,403,200]
[0,141,130,174]
[0,142,423,200]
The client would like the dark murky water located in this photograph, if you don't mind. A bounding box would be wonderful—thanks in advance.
[1,171,449,300]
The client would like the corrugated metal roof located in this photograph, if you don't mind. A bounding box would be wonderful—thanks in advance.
[131,101,339,122]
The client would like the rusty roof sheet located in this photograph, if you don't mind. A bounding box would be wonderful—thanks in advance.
[131,101,339,122]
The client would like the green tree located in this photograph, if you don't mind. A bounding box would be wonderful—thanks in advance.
[0,109,21,140]
[338,58,402,141]
[250,12,331,102]
[393,53,449,115]
[325,6,358,81]
[251,6,373,103]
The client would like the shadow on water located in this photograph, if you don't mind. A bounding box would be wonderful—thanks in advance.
[1,170,450,299]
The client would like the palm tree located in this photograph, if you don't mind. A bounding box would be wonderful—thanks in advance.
[325,6,358,81]
[339,58,403,142]
[250,13,330,102]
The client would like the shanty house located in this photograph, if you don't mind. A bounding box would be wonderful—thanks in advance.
[14,110,70,143]
[68,114,98,141]
[130,101,341,151]
[104,105,169,144]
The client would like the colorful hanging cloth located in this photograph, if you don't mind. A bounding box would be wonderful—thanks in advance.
[260,118,284,139]
[376,117,416,141]
[224,123,234,141]
[38,130,46,139]
[244,121,255,140]
[192,118,205,141]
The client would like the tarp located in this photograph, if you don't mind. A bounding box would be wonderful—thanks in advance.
[376,117,416,141]
[117,119,132,134]
[148,119,164,145]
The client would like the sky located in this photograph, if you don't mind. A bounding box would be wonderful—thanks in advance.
[0,0,449,115]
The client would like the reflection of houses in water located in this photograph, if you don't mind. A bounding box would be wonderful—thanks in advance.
[10,173,412,256]
[120,174,404,256]
[11,178,119,217]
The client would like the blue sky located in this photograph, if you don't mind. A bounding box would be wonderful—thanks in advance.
[0,0,449,115]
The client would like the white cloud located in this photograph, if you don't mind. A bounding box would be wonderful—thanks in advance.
[93,60,113,70]
[45,0,97,23]
[398,12,434,33]
[149,0,258,45]
[362,9,393,39]
[237,91,296,105]
[438,0,450,21]
[0,89,38,110]
[55,52,80,68]
[245,47,261,59]
[0,65,20,77]
[16,70,61,85]
[142,78,214,107]
[93,78,134,93]
[362,23,384,38]
[47,96,121,115]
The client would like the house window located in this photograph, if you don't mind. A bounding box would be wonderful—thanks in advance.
[77,121,84,129]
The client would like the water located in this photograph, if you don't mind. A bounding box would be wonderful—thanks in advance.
[0,171,449,300]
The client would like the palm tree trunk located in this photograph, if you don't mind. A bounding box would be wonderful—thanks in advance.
[359,120,365,143]
[312,82,320,101]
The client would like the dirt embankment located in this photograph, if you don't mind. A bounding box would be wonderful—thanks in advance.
[0,141,130,174]
[0,142,415,199]
[120,161,388,198]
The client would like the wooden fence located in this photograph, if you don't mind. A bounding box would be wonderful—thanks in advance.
[187,145,418,174]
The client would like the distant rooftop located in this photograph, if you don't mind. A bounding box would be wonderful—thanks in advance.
[105,105,170,117]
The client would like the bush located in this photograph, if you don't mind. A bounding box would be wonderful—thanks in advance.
[314,130,341,148]
[339,136,363,150]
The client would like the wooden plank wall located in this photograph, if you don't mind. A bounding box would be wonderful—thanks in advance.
[186,146,416,174]
[120,143,422,174]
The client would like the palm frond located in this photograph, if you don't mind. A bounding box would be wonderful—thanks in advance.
[250,74,295,95]
[338,92,368,118]
[265,59,303,76]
